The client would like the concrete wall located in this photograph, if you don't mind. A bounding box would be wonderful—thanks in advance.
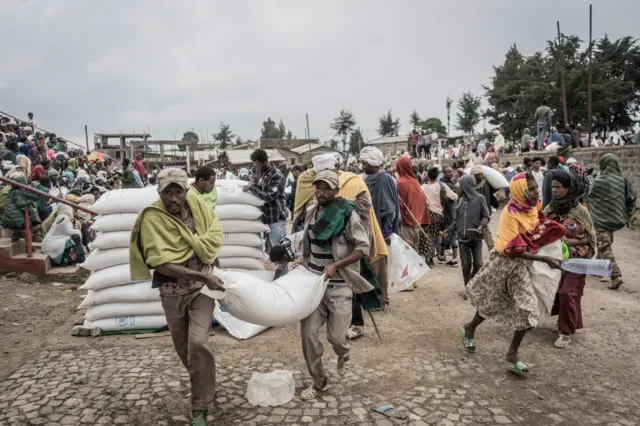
[502,145,640,195]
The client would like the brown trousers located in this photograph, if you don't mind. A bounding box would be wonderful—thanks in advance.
[161,291,216,412]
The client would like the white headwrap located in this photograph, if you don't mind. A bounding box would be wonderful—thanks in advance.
[312,153,337,173]
[566,157,577,165]
[359,146,384,167]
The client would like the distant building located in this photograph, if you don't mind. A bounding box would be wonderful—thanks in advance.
[365,135,409,156]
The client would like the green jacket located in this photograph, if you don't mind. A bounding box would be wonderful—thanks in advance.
[2,179,41,229]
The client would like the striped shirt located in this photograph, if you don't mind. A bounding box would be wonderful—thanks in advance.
[307,215,346,285]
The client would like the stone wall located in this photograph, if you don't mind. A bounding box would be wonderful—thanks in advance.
[502,146,640,196]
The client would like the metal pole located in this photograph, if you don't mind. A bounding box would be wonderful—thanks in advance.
[84,125,89,151]
[587,4,593,146]
[306,113,311,153]
[557,21,569,125]
[0,176,98,216]
[24,209,32,258]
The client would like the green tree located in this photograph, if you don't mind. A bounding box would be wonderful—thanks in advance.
[234,136,244,146]
[455,92,482,134]
[348,128,364,154]
[409,110,421,129]
[213,122,235,150]
[419,117,447,135]
[330,109,357,151]
[377,110,401,136]
[261,117,285,139]
[326,139,339,150]
[180,131,199,152]
[286,130,294,139]
[485,35,640,139]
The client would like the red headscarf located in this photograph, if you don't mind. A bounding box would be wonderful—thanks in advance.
[395,156,430,227]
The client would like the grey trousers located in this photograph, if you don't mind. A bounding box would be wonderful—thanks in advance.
[300,284,353,389]
[161,291,216,412]
[459,239,483,285]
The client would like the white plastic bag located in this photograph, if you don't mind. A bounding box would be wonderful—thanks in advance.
[217,257,265,271]
[215,204,263,221]
[387,234,431,293]
[81,247,130,271]
[225,270,275,281]
[78,281,157,307]
[89,231,131,250]
[85,301,164,322]
[81,264,143,291]
[215,180,264,207]
[220,220,269,234]
[84,315,166,331]
[91,213,139,233]
[246,370,295,407]
[214,301,269,340]
[218,245,266,260]
[204,267,327,327]
[222,232,263,247]
[529,240,562,319]
[92,187,159,215]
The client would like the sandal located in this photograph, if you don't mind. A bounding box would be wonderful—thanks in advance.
[190,409,208,426]
[446,260,459,267]
[460,326,476,353]
[554,334,571,348]
[347,326,365,340]
[509,361,530,376]
[300,381,329,401]
[608,277,623,290]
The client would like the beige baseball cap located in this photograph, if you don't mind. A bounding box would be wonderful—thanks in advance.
[313,170,339,189]
[157,168,189,192]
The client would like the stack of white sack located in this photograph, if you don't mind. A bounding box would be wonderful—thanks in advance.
[79,187,166,332]
[214,179,269,271]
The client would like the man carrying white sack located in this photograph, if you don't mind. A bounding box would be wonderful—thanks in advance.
[294,169,373,401]
[129,168,224,426]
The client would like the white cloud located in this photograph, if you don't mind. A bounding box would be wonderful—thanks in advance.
[0,0,638,146]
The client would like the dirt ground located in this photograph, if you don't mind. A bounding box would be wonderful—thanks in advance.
[2,212,640,424]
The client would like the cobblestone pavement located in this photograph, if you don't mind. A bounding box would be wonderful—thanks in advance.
[1,345,638,426]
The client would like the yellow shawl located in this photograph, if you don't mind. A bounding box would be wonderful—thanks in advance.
[339,172,388,260]
[129,190,223,281]
[293,169,317,218]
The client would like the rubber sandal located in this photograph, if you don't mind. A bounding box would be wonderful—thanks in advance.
[190,409,208,426]
[460,326,476,353]
[300,382,329,401]
[446,260,459,267]
[554,334,571,348]
[608,277,623,290]
[509,361,530,376]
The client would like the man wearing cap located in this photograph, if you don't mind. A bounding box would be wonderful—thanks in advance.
[295,169,372,401]
[130,168,224,426]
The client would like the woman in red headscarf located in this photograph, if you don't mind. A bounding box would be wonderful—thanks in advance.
[395,156,430,252]
[460,172,565,375]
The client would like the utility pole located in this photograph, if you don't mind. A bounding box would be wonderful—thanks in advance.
[557,21,569,125]
[306,113,312,154]
[84,125,89,151]
[587,4,593,146]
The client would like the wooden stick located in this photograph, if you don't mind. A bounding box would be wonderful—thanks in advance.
[367,311,383,341]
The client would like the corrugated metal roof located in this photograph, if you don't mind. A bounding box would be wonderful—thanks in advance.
[224,149,285,165]
[365,136,407,145]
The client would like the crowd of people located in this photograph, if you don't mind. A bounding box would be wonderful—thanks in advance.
[1,115,637,424]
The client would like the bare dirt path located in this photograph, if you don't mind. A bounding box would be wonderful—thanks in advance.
[1,211,639,425]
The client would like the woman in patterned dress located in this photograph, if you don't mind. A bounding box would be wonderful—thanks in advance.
[460,172,565,375]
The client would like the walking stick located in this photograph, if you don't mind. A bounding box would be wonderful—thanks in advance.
[367,311,383,341]
[398,196,430,239]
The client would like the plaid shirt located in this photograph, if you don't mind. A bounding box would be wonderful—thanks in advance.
[249,166,287,224]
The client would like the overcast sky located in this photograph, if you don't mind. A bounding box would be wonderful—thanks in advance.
[1,0,639,149]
